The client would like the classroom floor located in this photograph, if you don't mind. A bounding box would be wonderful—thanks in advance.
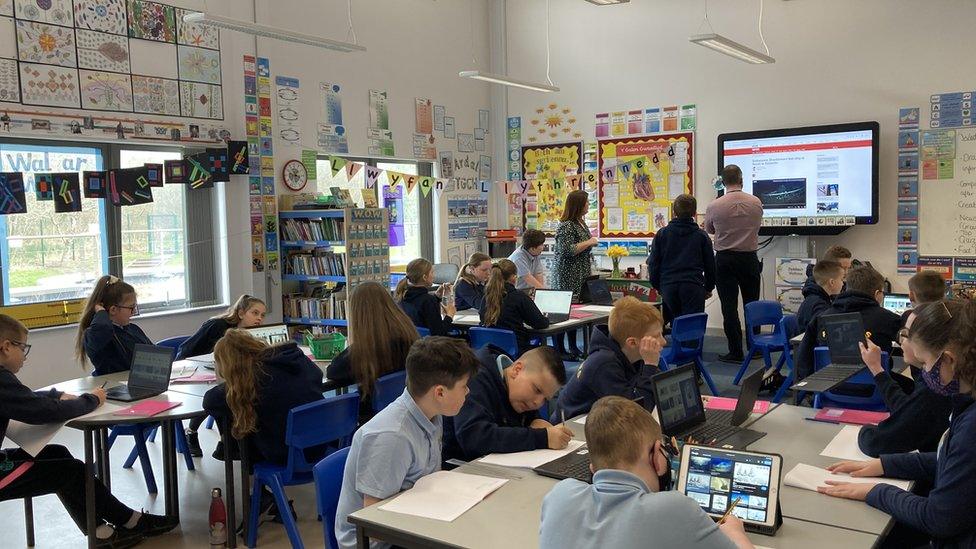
[3,334,767,549]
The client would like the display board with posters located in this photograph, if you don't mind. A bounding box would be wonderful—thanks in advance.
[521,142,583,233]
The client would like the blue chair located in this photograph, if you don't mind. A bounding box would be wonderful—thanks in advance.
[313,447,351,549]
[770,315,800,403]
[372,371,407,414]
[660,313,718,396]
[812,347,890,411]
[416,326,431,337]
[468,327,518,357]
[733,301,786,385]
[247,393,360,548]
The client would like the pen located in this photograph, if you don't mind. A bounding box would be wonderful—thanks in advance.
[100,381,107,389]
[719,497,742,524]
[865,331,872,339]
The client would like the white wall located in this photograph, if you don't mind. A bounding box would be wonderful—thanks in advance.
[504,0,976,326]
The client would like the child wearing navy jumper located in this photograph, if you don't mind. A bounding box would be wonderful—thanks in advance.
[478,259,549,354]
[395,258,456,336]
[75,275,151,376]
[819,300,976,548]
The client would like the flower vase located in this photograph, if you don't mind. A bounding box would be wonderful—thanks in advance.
[611,258,622,278]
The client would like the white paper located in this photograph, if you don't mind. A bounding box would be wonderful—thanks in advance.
[185,353,215,363]
[378,471,508,522]
[478,439,585,469]
[669,173,686,200]
[603,184,620,206]
[577,305,614,313]
[606,208,624,231]
[784,463,910,492]
[4,402,124,456]
[820,425,872,461]
[574,415,587,425]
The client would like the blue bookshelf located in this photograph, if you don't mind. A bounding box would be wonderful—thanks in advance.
[280,210,345,219]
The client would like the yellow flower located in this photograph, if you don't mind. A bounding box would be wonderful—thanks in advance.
[606,245,629,259]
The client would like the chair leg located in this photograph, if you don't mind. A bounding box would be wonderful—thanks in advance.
[133,431,158,494]
[267,475,304,549]
[24,498,34,547]
[174,423,196,471]
[246,477,266,548]
[762,348,774,371]
[146,426,158,443]
[732,344,755,385]
[772,367,793,404]
[122,426,154,469]
[696,356,719,396]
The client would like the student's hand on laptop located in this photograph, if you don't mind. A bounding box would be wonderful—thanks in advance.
[89,387,107,406]
[827,458,884,478]
[858,339,884,375]
[546,425,573,449]
[639,335,664,364]
[817,480,877,501]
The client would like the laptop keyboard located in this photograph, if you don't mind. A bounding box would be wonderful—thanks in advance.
[553,458,593,482]
[705,410,734,425]
[682,423,742,443]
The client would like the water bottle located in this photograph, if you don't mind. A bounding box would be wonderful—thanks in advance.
[209,488,227,546]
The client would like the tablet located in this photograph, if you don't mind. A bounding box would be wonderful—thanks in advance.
[676,445,782,534]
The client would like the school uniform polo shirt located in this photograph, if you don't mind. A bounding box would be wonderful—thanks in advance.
[509,247,543,290]
[540,469,738,549]
[335,389,443,549]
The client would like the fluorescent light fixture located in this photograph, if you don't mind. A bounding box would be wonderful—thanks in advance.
[182,12,366,53]
[689,33,775,64]
[459,70,560,93]
[584,0,630,4]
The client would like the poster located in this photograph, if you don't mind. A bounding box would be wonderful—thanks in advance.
[521,141,583,233]
[274,75,301,147]
[598,132,694,238]
[595,112,609,138]
[415,97,433,134]
[662,106,678,131]
[383,184,405,246]
[318,82,348,153]
[610,111,626,136]
[447,196,489,241]
[507,116,522,180]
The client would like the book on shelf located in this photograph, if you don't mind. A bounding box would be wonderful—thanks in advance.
[285,248,346,277]
[281,218,345,242]
[283,289,347,321]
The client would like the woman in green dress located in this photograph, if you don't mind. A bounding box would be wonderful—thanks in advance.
[550,190,599,357]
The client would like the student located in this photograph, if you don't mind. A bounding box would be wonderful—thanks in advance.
[553,296,665,422]
[903,270,946,325]
[75,275,152,376]
[540,396,753,549]
[395,258,456,336]
[805,245,853,279]
[443,344,570,462]
[508,228,547,291]
[178,294,267,456]
[479,259,550,353]
[0,314,174,548]
[335,337,480,549]
[453,253,492,311]
[326,281,419,423]
[857,311,953,457]
[819,299,976,548]
[203,329,325,465]
[796,265,901,381]
[647,194,715,323]
[796,260,844,332]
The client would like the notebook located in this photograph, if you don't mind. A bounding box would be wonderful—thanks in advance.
[811,408,889,426]
[113,400,182,417]
[784,463,910,492]
[378,471,508,522]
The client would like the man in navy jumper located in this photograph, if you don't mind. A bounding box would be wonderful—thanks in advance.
[443,344,569,462]
[648,193,715,325]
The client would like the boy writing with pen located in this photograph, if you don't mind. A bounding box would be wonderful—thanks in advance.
[540,396,754,549]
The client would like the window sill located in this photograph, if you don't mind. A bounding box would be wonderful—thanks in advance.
[32,303,228,335]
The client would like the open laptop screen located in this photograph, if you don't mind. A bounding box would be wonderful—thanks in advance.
[129,344,174,391]
[652,365,706,435]
[534,290,573,315]
[882,294,911,316]
[245,324,291,346]
[820,313,865,364]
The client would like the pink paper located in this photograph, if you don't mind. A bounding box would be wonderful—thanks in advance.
[705,397,770,414]
[170,372,217,384]
[114,400,182,417]
[568,311,594,319]
[813,408,889,426]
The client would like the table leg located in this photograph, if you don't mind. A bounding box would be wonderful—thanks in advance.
[84,427,97,549]
[160,420,179,520]
[97,428,111,490]
[241,449,251,544]
[356,525,370,548]
[222,425,237,548]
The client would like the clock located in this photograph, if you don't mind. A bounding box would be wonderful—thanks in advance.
[281,159,308,191]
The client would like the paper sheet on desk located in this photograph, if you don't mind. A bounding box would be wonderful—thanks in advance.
[185,352,215,363]
[576,305,613,313]
[574,415,587,425]
[4,402,125,457]
[379,471,508,521]
[478,440,585,468]
[820,425,872,461]
[785,463,910,492]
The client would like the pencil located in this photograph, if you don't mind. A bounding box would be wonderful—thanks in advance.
[561,410,566,427]
[719,497,742,524]
[100,381,107,389]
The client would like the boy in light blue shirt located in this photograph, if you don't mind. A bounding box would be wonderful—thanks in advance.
[540,396,754,549]
[335,337,479,549]
[508,229,546,291]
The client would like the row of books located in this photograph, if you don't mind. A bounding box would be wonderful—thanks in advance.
[282,292,347,320]
[281,218,345,242]
[286,250,346,276]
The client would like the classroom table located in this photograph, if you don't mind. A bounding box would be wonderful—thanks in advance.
[451,304,614,353]
[746,403,897,536]
[348,404,886,548]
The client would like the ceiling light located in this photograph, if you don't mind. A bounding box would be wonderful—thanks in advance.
[689,33,775,64]
[584,0,630,5]
[182,12,366,52]
[459,71,560,93]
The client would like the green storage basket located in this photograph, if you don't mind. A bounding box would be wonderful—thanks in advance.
[304,332,346,360]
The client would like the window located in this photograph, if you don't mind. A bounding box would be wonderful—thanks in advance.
[119,149,187,308]
[377,162,421,265]
[316,158,366,207]
[0,143,106,304]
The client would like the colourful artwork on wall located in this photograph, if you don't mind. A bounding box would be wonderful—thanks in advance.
[14,0,73,26]
[180,81,222,119]
[175,7,217,49]
[177,45,220,84]
[53,172,82,213]
[80,70,133,111]
[131,74,179,115]
[76,29,130,72]
[0,58,20,103]
[0,172,27,214]
[16,20,77,67]
[126,0,175,42]
[19,62,80,108]
[73,0,127,34]
[520,141,583,233]
[82,170,107,198]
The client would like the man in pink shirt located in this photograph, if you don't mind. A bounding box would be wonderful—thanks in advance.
[704,165,764,363]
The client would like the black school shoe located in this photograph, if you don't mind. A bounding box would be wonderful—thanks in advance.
[718,352,745,364]
[185,430,203,458]
[124,512,179,538]
[94,528,143,549]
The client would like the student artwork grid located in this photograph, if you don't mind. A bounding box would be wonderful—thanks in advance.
[2,0,223,119]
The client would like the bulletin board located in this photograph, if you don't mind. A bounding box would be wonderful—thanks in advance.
[521,142,583,233]
[597,132,694,238]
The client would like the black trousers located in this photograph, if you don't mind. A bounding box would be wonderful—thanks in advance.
[715,250,762,356]
[660,283,706,326]
[0,445,133,534]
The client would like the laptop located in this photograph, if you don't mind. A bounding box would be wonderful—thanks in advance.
[705,366,767,428]
[583,278,613,306]
[244,324,291,346]
[883,294,912,316]
[652,365,766,450]
[534,290,573,323]
[575,275,601,304]
[106,344,174,402]
[790,313,867,393]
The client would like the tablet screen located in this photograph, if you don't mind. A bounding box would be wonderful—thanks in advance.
[683,446,776,523]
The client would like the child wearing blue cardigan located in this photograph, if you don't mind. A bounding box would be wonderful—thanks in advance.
[819,299,976,548]
[75,275,152,376]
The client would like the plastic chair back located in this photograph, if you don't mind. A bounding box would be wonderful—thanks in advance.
[744,300,784,344]
[156,335,190,358]
[372,370,407,414]
[468,327,519,357]
[282,393,360,483]
[813,346,890,410]
[662,313,707,363]
[433,263,460,285]
[416,326,431,337]
[314,447,350,549]
[781,314,799,340]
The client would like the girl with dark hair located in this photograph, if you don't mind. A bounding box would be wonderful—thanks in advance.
[75,275,152,376]
[480,259,549,354]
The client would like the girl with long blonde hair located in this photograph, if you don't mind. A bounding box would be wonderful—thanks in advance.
[395,258,456,335]
[479,259,549,354]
